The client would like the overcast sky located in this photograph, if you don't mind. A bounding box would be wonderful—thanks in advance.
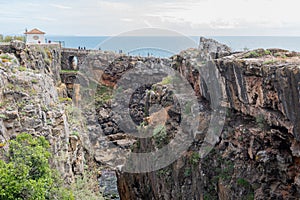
[1,0,299,36]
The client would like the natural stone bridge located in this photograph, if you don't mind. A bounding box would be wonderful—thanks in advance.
[61,48,104,70]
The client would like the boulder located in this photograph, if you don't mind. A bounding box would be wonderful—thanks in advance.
[10,40,26,51]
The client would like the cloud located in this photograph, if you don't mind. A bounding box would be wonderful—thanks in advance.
[143,20,153,28]
[96,0,131,10]
[35,17,57,21]
[148,0,300,30]
[121,18,133,22]
[0,0,299,36]
[50,4,72,10]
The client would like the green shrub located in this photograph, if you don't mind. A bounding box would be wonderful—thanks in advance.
[0,54,12,60]
[184,101,193,115]
[71,131,80,137]
[0,133,73,200]
[190,152,200,166]
[245,51,260,58]
[274,52,288,59]
[31,79,38,84]
[0,114,7,119]
[59,97,73,103]
[71,172,105,200]
[152,124,167,147]
[94,85,113,107]
[60,70,79,73]
[184,168,192,177]
[264,49,272,55]
[255,114,266,129]
[160,76,172,85]
[0,35,25,42]
[237,178,250,187]
[263,60,277,65]
[18,66,27,72]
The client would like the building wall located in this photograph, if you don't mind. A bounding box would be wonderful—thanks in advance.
[26,34,45,44]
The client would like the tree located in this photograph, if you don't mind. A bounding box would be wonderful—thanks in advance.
[1,35,25,42]
[3,36,13,42]
[13,36,25,42]
[0,133,74,200]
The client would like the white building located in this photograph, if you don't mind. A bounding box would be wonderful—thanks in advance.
[24,28,46,44]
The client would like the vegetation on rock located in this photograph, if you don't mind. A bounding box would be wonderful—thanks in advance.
[0,133,74,200]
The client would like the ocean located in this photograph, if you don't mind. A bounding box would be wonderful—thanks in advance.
[46,36,300,58]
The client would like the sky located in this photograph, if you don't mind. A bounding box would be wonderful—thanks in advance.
[0,0,300,36]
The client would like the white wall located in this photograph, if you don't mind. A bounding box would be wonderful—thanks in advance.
[26,34,45,44]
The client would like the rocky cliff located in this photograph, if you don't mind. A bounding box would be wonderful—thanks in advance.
[1,38,300,200]
[0,41,102,199]
[116,39,300,199]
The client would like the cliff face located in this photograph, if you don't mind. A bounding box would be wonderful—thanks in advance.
[116,41,300,199]
[1,39,300,200]
[0,41,93,186]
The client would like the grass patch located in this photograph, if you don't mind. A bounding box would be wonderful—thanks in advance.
[190,152,200,166]
[245,51,260,58]
[0,54,12,60]
[0,102,7,108]
[244,49,272,58]
[59,97,72,103]
[274,53,287,59]
[0,114,7,119]
[60,69,79,73]
[71,131,80,137]
[95,85,113,107]
[255,114,266,129]
[45,58,51,65]
[160,76,172,85]
[153,124,167,148]
[263,60,277,65]
[71,172,105,200]
[31,79,38,84]
[184,101,193,115]
[184,168,192,177]
[264,49,272,55]
[18,66,27,72]
[237,178,251,187]
[65,105,83,128]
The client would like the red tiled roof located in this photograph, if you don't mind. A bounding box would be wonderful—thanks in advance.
[24,28,45,34]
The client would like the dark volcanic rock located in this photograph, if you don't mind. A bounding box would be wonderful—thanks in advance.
[117,45,300,199]
[199,36,231,59]
[2,37,300,199]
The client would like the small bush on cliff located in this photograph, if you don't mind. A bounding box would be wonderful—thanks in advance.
[95,85,113,107]
[71,172,105,200]
[190,152,200,166]
[263,60,277,65]
[160,76,172,85]
[0,133,74,200]
[245,51,260,58]
[152,124,167,148]
[255,114,266,129]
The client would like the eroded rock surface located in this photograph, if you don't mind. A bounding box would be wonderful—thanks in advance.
[1,38,300,200]
[116,41,300,199]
